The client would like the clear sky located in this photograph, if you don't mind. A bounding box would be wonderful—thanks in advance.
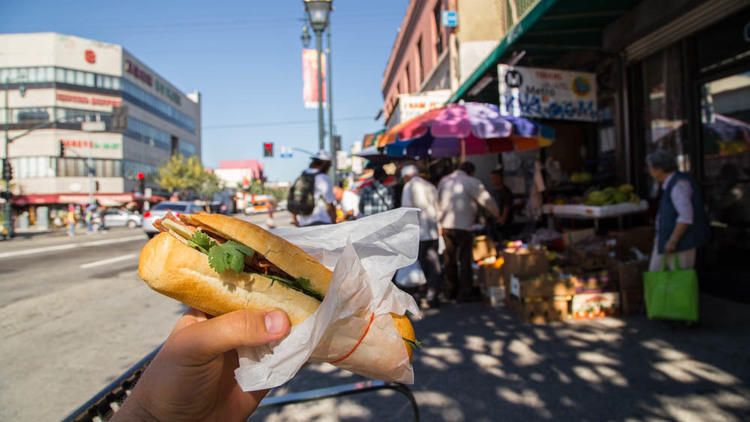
[1,0,408,183]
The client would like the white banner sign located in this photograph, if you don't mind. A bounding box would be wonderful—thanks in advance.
[497,64,598,122]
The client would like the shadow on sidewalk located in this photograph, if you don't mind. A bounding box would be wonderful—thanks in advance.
[253,294,750,421]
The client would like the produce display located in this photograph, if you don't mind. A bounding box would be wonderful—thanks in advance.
[570,171,592,183]
[584,184,640,206]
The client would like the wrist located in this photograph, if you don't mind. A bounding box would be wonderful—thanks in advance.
[113,392,160,422]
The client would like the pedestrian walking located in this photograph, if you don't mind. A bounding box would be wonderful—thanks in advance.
[288,151,336,227]
[438,161,501,302]
[84,206,94,234]
[358,167,394,217]
[66,205,76,237]
[401,164,442,308]
[646,150,710,271]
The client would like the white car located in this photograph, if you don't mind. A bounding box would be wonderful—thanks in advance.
[142,201,207,237]
[102,209,142,229]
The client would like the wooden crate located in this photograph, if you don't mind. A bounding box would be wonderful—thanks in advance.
[508,297,570,323]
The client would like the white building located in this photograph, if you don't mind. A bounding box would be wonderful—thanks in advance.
[0,32,201,208]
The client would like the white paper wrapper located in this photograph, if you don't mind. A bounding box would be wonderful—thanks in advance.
[234,208,423,391]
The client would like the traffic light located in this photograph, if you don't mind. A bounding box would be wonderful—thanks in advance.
[2,159,13,181]
[263,142,273,157]
[94,181,100,192]
[332,135,341,152]
[137,172,145,194]
[60,141,66,157]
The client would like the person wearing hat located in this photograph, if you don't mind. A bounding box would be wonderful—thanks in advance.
[401,164,442,308]
[291,150,337,227]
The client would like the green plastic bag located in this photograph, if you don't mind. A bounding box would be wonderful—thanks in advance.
[643,254,699,321]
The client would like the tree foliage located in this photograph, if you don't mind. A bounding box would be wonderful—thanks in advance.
[156,155,223,199]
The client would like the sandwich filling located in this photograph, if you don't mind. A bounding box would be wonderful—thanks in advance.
[155,213,323,301]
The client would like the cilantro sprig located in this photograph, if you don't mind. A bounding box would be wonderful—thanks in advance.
[403,338,422,349]
[186,232,323,301]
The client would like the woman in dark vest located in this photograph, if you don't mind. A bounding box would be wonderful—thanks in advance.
[646,150,710,272]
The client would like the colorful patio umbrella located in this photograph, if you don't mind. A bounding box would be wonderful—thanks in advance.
[381,102,554,158]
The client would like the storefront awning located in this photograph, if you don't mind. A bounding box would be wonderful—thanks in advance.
[448,0,640,104]
[12,193,139,207]
[361,129,385,149]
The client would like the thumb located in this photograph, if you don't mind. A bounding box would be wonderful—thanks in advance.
[168,309,290,365]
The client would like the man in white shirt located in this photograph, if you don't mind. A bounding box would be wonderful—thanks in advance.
[438,161,501,302]
[401,164,441,307]
[292,151,337,227]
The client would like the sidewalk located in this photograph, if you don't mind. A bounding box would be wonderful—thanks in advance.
[253,295,750,421]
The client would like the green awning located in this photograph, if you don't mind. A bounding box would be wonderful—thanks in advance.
[447,0,641,104]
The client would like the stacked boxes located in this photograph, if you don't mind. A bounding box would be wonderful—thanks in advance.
[476,261,505,306]
[503,246,573,323]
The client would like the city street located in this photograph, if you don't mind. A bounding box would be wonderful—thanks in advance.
[2,212,750,421]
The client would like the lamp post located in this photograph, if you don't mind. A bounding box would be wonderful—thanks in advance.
[3,76,26,239]
[303,0,332,153]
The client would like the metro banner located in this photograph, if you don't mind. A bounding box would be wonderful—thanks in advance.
[497,64,599,122]
[302,49,327,109]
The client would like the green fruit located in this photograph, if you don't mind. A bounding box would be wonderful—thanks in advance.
[618,184,634,193]
[614,191,628,203]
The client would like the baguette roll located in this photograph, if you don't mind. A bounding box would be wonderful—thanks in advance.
[137,214,416,380]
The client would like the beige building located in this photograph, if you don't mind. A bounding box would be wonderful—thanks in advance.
[1,32,201,207]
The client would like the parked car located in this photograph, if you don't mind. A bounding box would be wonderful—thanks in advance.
[102,209,142,229]
[142,201,207,237]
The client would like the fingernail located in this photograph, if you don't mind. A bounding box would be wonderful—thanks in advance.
[264,311,286,334]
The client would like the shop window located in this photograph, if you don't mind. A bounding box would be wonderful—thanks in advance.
[433,1,443,56]
[639,44,690,197]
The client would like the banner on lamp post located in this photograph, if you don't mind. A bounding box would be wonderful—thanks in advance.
[302,49,327,109]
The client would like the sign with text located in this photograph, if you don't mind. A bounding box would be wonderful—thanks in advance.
[302,49,326,109]
[497,65,598,122]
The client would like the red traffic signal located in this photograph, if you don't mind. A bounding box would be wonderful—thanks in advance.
[263,142,273,157]
[137,172,145,180]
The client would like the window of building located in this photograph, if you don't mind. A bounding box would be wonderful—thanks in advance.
[417,37,425,86]
[179,139,197,157]
[124,117,171,151]
[122,79,195,133]
[433,1,443,56]
[405,63,412,92]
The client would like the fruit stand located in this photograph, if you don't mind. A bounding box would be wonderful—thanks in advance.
[543,184,648,230]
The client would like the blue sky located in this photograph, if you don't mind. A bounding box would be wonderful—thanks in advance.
[1,0,407,182]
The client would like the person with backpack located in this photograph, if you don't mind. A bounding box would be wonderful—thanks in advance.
[288,150,336,227]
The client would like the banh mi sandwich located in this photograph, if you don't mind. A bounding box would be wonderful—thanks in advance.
[138,212,419,380]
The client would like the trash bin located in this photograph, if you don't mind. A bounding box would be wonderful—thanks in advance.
[37,206,49,230]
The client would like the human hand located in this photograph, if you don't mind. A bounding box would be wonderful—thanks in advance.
[113,308,291,422]
[665,239,677,253]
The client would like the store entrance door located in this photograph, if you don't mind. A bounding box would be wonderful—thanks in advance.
[699,70,750,300]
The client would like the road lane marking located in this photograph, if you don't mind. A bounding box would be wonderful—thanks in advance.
[80,253,138,269]
[0,235,145,259]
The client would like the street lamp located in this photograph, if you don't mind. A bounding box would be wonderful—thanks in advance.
[3,75,26,239]
[303,0,332,153]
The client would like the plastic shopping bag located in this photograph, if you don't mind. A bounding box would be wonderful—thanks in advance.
[643,254,699,322]
[394,261,427,289]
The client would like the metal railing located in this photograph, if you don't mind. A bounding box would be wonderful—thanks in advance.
[61,345,419,422]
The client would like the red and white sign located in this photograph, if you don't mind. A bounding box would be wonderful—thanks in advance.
[56,92,121,107]
[85,49,96,64]
[125,59,153,87]
[302,49,326,109]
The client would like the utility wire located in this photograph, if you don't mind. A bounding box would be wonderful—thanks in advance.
[203,115,374,130]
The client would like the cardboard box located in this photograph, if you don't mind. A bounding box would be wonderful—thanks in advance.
[472,235,497,261]
[570,245,610,270]
[509,273,575,299]
[609,226,655,260]
[562,228,596,247]
[477,265,505,288]
[502,248,549,278]
[620,288,644,315]
[484,286,506,307]
[571,292,621,319]
[508,297,570,323]
[614,260,648,290]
